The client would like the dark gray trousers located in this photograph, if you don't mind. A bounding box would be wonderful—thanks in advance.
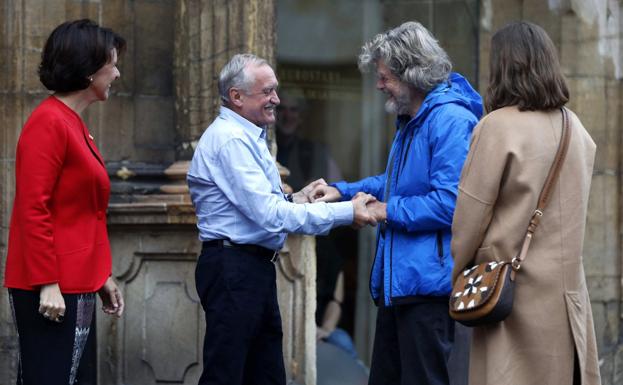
[369,300,454,385]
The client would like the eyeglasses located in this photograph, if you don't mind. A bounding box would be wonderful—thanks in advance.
[243,86,279,97]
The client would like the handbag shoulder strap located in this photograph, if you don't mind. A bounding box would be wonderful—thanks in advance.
[511,107,571,273]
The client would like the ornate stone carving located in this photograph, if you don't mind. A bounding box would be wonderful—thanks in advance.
[100,203,202,384]
[277,235,317,385]
[101,199,316,384]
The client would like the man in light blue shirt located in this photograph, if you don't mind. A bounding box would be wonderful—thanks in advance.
[187,54,376,385]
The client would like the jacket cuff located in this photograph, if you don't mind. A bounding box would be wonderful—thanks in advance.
[330,181,352,201]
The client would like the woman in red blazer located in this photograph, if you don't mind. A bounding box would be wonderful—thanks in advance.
[4,19,125,385]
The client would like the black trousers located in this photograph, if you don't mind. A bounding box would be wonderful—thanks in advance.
[9,289,96,385]
[195,244,286,385]
[369,300,454,385]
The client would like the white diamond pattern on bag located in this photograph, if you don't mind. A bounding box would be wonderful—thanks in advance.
[452,262,502,311]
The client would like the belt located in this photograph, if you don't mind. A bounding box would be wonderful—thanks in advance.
[202,239,279,263]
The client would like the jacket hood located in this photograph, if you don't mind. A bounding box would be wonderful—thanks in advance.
[411,72,483,125]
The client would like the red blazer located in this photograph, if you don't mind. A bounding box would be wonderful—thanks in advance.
[4,96,112,293]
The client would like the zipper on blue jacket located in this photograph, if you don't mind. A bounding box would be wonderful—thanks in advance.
[437,230,444,266]
[370,229,381,304]
[388,230,395,306]
[400,130,415,170]
[385,123,415,306]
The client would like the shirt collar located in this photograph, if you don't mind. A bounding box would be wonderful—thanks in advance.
[219,106,267,140]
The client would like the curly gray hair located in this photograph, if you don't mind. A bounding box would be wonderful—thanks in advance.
[359,21,451,93]
[218,53,268,104]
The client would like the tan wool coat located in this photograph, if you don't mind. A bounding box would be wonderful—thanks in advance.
[451,106,601,385]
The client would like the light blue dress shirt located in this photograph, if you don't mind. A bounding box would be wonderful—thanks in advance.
[187,106,354,251]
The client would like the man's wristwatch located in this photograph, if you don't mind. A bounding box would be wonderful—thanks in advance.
[286,193,294,203]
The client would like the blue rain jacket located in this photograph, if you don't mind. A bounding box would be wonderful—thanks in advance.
[333,73,482,306]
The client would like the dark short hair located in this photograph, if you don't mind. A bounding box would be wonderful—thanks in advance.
[39,19,126,93]
[486,21,569,112]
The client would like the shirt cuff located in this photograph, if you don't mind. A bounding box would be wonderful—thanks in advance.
[330,201,354,226]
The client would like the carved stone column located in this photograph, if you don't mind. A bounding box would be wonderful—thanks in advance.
[168,0,279,185]
[173,0,277,157]
[0,4,27,383]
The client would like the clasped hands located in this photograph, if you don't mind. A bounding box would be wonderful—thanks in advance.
[292,179,386,229]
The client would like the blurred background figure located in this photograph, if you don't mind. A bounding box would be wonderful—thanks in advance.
[276,87,367,382]
[276,87,343,190]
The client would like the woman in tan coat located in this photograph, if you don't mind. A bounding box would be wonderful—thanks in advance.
[451,22,601,385]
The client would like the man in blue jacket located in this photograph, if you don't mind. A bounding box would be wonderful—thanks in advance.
[310,21,483,385]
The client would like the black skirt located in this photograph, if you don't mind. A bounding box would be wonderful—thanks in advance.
[9,289,96,385]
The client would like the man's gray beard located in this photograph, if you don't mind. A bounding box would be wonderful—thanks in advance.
[384,95,412,115]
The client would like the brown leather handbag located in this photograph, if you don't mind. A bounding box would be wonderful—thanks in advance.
[449,107,571,327]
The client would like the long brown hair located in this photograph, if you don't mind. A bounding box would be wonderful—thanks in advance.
[485,21,569,112]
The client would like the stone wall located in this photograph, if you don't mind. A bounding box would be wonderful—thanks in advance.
[480,1,623,383]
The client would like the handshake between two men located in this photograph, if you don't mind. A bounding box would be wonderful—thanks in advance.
[290,179,386,229]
